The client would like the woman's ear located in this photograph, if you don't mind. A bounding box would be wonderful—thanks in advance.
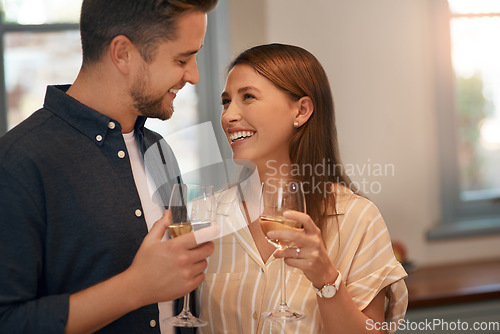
[294,96,314,127]
[108,35,136,74]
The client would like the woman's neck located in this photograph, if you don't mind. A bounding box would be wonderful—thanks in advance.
[257,159,293,183]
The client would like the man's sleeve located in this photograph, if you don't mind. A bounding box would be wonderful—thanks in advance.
[0,165,69,333]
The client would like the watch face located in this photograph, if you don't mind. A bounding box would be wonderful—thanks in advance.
[322,285,336,298]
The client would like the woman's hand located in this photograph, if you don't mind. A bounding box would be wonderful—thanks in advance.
[267,210,338,288]
[268,211,388,334]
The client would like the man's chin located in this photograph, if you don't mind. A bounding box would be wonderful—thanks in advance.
[141,108,173,121]
[161,109,174,121]
[153,112,171,121]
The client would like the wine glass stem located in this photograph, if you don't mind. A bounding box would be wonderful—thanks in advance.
[182,293,191,314]
[280,257,288,310]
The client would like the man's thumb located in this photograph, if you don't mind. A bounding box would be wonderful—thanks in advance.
[148,210,171,239]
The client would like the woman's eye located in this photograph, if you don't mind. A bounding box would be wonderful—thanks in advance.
[221,99,230,107]
[243,93,255,100]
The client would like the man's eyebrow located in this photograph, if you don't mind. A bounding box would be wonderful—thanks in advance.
[177,45,203,57]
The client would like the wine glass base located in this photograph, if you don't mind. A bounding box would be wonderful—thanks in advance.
[165,311,208,327]
[262,309,305,323]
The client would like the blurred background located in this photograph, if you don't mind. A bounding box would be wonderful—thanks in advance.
[1,0,499,329]
[225,0,500,266]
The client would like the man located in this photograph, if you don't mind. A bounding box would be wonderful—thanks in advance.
[0,0,218,333]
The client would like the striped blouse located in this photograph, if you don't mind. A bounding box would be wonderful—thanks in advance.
[196,185,408,333]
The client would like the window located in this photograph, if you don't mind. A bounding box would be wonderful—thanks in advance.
[0,0,231,186]
[0,0,82,133]
[430,0,500,238]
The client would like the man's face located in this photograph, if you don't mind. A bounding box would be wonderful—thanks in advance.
[130,11,207,120]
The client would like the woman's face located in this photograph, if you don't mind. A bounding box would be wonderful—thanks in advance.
[221,64,298,171]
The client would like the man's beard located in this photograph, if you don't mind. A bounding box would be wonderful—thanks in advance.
[130,71,174,121]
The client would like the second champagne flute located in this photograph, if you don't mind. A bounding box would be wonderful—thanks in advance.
[259,179,306,322]
[165,183,215,328]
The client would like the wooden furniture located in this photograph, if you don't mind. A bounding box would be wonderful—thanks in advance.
[405,258,500,309]
[399,259,500,334]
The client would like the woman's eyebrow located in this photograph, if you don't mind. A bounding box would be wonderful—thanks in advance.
[238,86,258,94]
[221,86,262,99]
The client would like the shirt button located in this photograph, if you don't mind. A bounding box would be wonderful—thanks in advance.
[135,209,142,217]
[252,312,258,320]
[108,122,116,129]
[149,319,156,327]
[117,150,126,159]
[96,135,103,142]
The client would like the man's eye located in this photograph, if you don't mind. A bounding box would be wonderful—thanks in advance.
[178,60,187,65]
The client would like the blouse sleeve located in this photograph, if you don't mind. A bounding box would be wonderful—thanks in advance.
[337,198,408,333]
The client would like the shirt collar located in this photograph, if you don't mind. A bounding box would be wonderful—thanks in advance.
[43,85,146,146]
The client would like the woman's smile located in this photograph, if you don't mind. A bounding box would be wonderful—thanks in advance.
[228,130,256,143]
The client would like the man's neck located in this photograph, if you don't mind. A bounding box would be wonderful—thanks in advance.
[66,67,138,133]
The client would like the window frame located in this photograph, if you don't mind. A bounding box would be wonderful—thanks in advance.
[429,0,500,239]
[196,0,234,177]
[0,13,79,134]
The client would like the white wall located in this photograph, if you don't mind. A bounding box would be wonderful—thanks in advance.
[228,0,500,266]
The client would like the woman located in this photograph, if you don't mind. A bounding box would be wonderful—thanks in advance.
[197,43,407,333]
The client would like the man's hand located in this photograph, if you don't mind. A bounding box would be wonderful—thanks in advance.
[65,210,214,334]
[125,210,215,306]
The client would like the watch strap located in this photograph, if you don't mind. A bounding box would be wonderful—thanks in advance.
[313,270,342,298]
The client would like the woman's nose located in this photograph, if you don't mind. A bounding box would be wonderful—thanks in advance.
[221,103,242,124]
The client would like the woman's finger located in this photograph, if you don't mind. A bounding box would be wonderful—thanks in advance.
[266,229,307,246]
[274,246,306,259]
[266,212,319,245]
[283,210,318,234]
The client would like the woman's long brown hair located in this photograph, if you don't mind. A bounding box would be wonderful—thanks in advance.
[229,43,358,231]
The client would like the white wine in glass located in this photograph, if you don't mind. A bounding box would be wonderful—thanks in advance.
[165,183,215,328]
[168,222,193,238]
[259,215,304,248]
[259,179,306,322]
[168,220,212,238]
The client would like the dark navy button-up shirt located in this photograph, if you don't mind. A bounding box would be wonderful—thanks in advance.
[0,85,182,333]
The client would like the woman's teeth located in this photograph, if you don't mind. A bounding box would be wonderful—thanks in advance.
[229,131,255,142]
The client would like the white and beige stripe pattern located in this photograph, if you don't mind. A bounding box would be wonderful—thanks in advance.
[196,185,408,333]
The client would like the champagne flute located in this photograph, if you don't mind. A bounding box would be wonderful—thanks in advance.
[259,179,306,322]
[165,183,216,327]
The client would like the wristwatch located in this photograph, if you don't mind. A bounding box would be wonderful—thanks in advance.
[312,270,342,298]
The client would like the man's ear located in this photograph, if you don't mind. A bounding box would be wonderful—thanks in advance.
[294,96,314,127]
[108,35,137,74]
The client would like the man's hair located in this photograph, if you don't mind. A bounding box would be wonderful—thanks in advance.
[80,0,218,67]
